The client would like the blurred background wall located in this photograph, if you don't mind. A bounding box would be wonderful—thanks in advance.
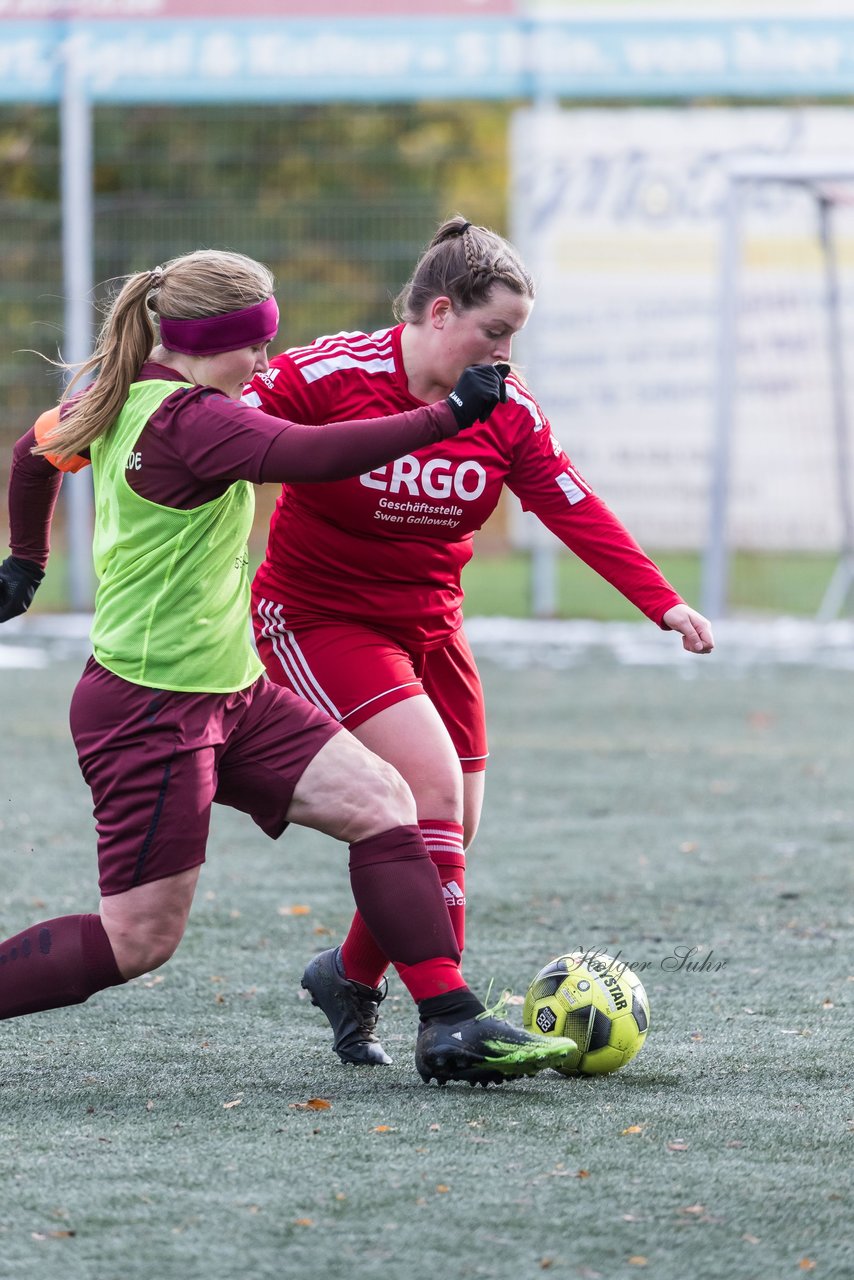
[3,1,854,615]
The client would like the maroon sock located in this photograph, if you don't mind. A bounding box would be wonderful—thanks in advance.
[0,914,124,1020]
[340,819,468,987]
[348,825,461,1004]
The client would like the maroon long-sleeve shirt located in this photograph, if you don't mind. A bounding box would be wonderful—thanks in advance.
[9,363,461,569]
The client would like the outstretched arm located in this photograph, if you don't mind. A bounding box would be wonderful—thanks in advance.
[661,603,715,654]
[253,364,507,484]
[0,425,64,622]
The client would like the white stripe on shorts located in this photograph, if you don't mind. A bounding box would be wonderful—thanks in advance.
[256,599,343,721]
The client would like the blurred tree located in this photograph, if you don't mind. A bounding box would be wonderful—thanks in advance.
[0,99,512,551]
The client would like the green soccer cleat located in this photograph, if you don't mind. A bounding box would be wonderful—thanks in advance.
[415,1012,578,1087]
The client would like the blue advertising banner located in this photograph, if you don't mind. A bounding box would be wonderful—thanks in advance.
[0,14,853,102]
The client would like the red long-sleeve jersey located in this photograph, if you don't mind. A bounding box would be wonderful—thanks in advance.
[248,324,683,652]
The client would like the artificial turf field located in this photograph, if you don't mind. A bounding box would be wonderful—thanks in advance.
[0,642,851,1280]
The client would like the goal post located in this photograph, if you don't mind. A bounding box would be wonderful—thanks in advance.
[701,155,854,620]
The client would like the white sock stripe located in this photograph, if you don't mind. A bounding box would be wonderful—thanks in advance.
[421,836,465,851]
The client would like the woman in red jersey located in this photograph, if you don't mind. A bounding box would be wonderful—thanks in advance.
[0,248,580,1087]
[247,216,715,1067]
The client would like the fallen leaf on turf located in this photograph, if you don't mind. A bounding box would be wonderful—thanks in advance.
[689,1032,704,1042]
[680,1204,705,1215]
[742,1234,761,1245]
[31,1234,47,1242]
[798,1261,816,1272]
[821,999,834,1009]
[278,904,311,916]
[146,1100,154,1111]
[575,1169,591,1178]
[436,1185,450,1193]
[223,1098,242,1109]
[505,994,525,1005]
[539,1260,554,1270]
[429,1124,440,1131]
[373,1124,395,1132]
[289,1098,332,1111]
[726,1140,744,1148]
[48,1231,76,1238]
[622,1125,644,1135]
[628,1257,648,1267]
[622,1214,641,1222]
[667,1140,689,1152]
[313,926,331,936]
[295,1218,313,1227]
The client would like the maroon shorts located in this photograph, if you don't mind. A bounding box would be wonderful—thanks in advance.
[69,657,340,896]
[253,604,488,773]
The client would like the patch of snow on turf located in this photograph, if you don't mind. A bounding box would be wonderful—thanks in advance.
[464,616,854,670]
[3,613,854,671]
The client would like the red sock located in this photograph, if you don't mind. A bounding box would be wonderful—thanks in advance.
[0,914,124,1020]
[348,825,463,1005]
[394,956,469,1002]
[420,819,466,953]
[339,913,388,990]
[339,818,467,986]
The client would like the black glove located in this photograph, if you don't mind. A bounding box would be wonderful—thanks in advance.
[446,363,509,431]
[0,555,45,623]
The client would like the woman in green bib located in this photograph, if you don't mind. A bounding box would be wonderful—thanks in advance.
[0,249,580,1087]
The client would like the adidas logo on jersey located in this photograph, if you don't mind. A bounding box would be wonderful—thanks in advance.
[443,880,466,907]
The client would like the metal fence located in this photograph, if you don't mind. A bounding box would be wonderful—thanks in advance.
[0,100,510,556]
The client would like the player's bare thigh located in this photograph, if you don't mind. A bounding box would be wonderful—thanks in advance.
[352,696,485,844]
[286,726,416,844]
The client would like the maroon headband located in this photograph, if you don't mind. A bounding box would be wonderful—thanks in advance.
[158,297,279,357]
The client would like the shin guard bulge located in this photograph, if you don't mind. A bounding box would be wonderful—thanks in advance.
[347,825,466,1002]
[339,818,467,986]
[0,913,124,1020]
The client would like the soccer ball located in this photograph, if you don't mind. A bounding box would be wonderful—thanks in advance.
[522,951,650,1076]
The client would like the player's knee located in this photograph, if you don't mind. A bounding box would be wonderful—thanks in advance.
[103,917,184,980]
[414,773,463,824]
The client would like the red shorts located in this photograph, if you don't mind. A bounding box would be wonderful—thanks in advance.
[69,657,340,896]
[253,603,488,773]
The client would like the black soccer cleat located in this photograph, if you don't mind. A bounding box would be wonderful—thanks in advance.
[415,1012,578,1087]
[301,946,392,1066]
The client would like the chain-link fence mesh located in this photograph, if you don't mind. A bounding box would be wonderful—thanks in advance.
[1,101,511,559]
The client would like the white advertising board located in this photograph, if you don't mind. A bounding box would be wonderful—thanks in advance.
[511,106,854,551]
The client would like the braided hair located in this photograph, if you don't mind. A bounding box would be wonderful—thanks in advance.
[394,215,535,323]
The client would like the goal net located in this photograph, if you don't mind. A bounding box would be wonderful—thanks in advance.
[702,155,854,619]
